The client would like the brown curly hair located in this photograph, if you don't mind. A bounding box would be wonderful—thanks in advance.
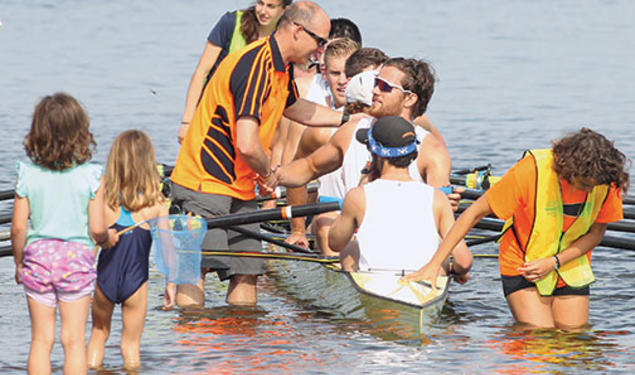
[552,127,630,192]
[24,93,95,170]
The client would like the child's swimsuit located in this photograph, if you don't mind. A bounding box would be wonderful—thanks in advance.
[96,207,152,304]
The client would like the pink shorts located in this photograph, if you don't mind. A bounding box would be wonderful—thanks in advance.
[21,239,96,308]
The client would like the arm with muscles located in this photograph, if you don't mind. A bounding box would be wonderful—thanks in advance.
[413,114,446,147]
[269,116,288,172]
[236,116,278,195]
[178,42,223,143]
[11,195,29,284]
[518,222,607,283]
[276,119,356,188]
[403,194,492,287]
[417,133,463,210]
[328,187,365,253]
[284,128,328,247]
[432,190,472,284]
[283,98,368,128]
[89,178,119,250]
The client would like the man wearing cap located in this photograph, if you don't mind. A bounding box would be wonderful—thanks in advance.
[276,57,458,210]
[169,1,364,307]
[328,116,472,278]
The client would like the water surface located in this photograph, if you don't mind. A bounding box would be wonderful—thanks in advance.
[1,1,634,373]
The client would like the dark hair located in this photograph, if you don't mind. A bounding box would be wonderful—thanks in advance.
[24,93,95,170]
[344,101,370,114]
[345,47,388,77]
[383,58,436,118]
[369,151,418,178]
[552,128,630,192]
[329,18,362,46]
[241,1,293,43]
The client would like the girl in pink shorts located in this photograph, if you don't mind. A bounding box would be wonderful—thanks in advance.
[11,93,118,375]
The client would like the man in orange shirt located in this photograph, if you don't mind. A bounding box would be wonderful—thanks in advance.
[404,128,629,329]
[170,1,363,307]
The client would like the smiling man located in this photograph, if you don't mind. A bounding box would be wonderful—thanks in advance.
[276,57,454,203]
[170,1,362,307]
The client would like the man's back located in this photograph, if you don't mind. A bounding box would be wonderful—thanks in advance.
[356,179,439,271]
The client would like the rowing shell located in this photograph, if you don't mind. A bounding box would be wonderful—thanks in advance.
[265,259,449,339]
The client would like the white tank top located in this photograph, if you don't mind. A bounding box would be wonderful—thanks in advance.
[305,74,331,107]
[317,126,347,199]
[303,74,346,199]
[356,179,439,272]
[341,118,428,192]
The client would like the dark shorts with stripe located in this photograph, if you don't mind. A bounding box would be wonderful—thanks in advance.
[171,183,264,281]
[501,275,590,297]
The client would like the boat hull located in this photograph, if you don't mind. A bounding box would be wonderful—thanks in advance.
[266,260,449,339]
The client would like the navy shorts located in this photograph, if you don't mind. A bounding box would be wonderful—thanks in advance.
[501,275,590,297]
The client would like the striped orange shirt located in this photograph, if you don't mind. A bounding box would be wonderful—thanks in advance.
[172,35,299,200]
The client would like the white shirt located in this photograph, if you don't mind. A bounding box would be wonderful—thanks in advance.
[356,179,439,272]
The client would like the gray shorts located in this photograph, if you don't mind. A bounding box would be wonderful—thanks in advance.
[171,183,264,281]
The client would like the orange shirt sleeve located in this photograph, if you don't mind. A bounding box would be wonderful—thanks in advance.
[485,155,535,221]
[596,185,623,223]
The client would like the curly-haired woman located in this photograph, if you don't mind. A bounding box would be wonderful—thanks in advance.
[404,128,630,329]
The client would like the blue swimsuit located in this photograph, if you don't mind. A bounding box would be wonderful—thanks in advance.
[97,208,152,304]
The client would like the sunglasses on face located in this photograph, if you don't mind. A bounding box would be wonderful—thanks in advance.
[374,76,414,95]
[293,22,328,48]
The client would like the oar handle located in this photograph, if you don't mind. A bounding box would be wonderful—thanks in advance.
[256,182,320,202]
[205,201,342,229]
[0,189,14,201]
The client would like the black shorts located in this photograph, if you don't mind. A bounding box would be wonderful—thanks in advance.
[501,275,590,297]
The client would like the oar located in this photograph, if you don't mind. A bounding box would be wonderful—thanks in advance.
[201,250,339,264]
[0,190,13,201]
[473,217,635,250]
[256,182,319,203]
[204,201,341,228]
[2,201,343,259]
[229,226,316,254]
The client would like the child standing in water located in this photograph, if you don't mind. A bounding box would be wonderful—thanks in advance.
[87,130,170,370]
[11,92,118,374]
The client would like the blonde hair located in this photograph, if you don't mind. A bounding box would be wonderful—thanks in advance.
[324,37,360,63]
[104,130,165,211]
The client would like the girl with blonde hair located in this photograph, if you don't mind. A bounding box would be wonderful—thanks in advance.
[87,130,169,370]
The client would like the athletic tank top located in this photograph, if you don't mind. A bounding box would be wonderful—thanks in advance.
[305,73,331,107]
[356,179,439,272]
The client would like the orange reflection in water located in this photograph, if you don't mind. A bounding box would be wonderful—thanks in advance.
[168,306,328,374]
[485,326,626,374]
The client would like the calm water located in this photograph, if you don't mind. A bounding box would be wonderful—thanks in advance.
[1,0,634,373]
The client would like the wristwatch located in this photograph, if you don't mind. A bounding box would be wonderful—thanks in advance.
[340,111,350,125]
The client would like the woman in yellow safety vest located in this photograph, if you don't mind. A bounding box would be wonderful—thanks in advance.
[404,128,629,329]
[177,0,292,143]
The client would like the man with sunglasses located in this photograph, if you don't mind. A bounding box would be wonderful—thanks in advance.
[276,57,457,209]
[170,1,366,308]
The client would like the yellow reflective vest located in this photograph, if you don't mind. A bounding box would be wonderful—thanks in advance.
[228,11,248,53]
[503,149,608,296]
